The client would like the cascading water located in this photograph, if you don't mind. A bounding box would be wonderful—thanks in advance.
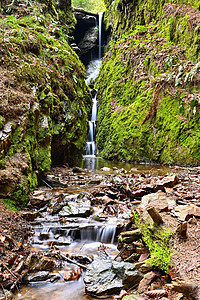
[85,12,103,157]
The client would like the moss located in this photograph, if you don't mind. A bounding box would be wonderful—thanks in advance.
[133,211,172,273]
[1,199,20,211]
[0,0,92,204]
[95,27,200,165]
[0,159,6,169]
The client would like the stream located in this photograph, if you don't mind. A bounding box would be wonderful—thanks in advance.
[12,13,176,300]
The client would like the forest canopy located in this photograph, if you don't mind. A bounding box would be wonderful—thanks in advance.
[72,0,105,12]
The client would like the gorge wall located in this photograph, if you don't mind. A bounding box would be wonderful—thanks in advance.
[95,0,200,165]
[0,0,92,205]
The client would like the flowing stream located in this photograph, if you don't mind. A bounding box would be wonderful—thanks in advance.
[85,12,103,157]
[13,12,117,300]
[12,11,180,300]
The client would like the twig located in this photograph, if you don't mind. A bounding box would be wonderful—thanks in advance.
[59,252,87,270]
[41,179,53,189]
[3,264,18,280]
[76,240,87,255]
[113,245,127,261]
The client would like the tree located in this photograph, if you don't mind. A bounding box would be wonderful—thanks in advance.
[72,0,105,12]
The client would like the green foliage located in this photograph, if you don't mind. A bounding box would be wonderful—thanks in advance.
[133,211,172,273]
[1,199,20,211]
[72,0,105,12]
[0,0,92,205]
[95,27,200,165]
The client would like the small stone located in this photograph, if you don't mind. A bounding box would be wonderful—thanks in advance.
[27,271,50,282]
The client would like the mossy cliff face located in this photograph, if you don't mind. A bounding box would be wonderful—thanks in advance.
[95,25,200,165]
[0,0,92,206]
[160,4,200,61]
[103,0,200,38]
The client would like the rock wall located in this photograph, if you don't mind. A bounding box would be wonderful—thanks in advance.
[0,0,92,205]
[95,0,200,165]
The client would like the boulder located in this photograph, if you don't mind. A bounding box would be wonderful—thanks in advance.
[140,191,176,212]
[84,259,143,296]
[79,27,98,55]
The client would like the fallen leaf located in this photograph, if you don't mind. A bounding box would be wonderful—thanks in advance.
[144,289,168,297]
[7,254,18,265]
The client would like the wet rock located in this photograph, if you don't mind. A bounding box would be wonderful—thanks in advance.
[26,254,54,271]
[106,190,118,199]
[88,179,101,184]
[49,273,60,282]
[84,259,142,296]
[39,232,50,240]
[22,211,40,221]
[84,259,122,296]
[59,197,91,218]
[101,167,111,172]
[29,191,48,207]
[51,203,65,215]
[70,254,93,264]
[27,271,50,282]
[92,214,107,222]
[140,191,176,212]
[72,167,83,173]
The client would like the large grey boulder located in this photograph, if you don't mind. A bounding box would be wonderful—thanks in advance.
[84,259,143,296]
[79,27,98,55]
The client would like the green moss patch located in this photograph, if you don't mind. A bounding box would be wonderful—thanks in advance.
[96,26,200,165]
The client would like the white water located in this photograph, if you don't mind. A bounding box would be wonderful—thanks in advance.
[99,12,103,59]
[85,12,103,157]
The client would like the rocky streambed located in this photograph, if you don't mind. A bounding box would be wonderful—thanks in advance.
[1,161,200,300]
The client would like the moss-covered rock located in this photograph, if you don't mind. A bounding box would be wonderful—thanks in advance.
[95,26,200,165]
[103,0,200,38]
[0,0,92,206]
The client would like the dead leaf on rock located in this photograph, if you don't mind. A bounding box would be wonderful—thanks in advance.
[144,289,168,297]
[64,268,81,281]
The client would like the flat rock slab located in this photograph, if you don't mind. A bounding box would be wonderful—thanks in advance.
[172,204,200,221]
[84,259,142,296]
[155,174,179,188]
[59,198,91,218]
[140,191,176,212]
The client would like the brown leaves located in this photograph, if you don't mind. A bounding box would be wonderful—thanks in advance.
[144,289,168,297]
[64,268,82,281]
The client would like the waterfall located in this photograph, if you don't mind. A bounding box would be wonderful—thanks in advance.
[85,12,103,157]
[99,12,103,59]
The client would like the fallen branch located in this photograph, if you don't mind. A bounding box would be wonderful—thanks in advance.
[3,264,18,280]
[58,250,87,270]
